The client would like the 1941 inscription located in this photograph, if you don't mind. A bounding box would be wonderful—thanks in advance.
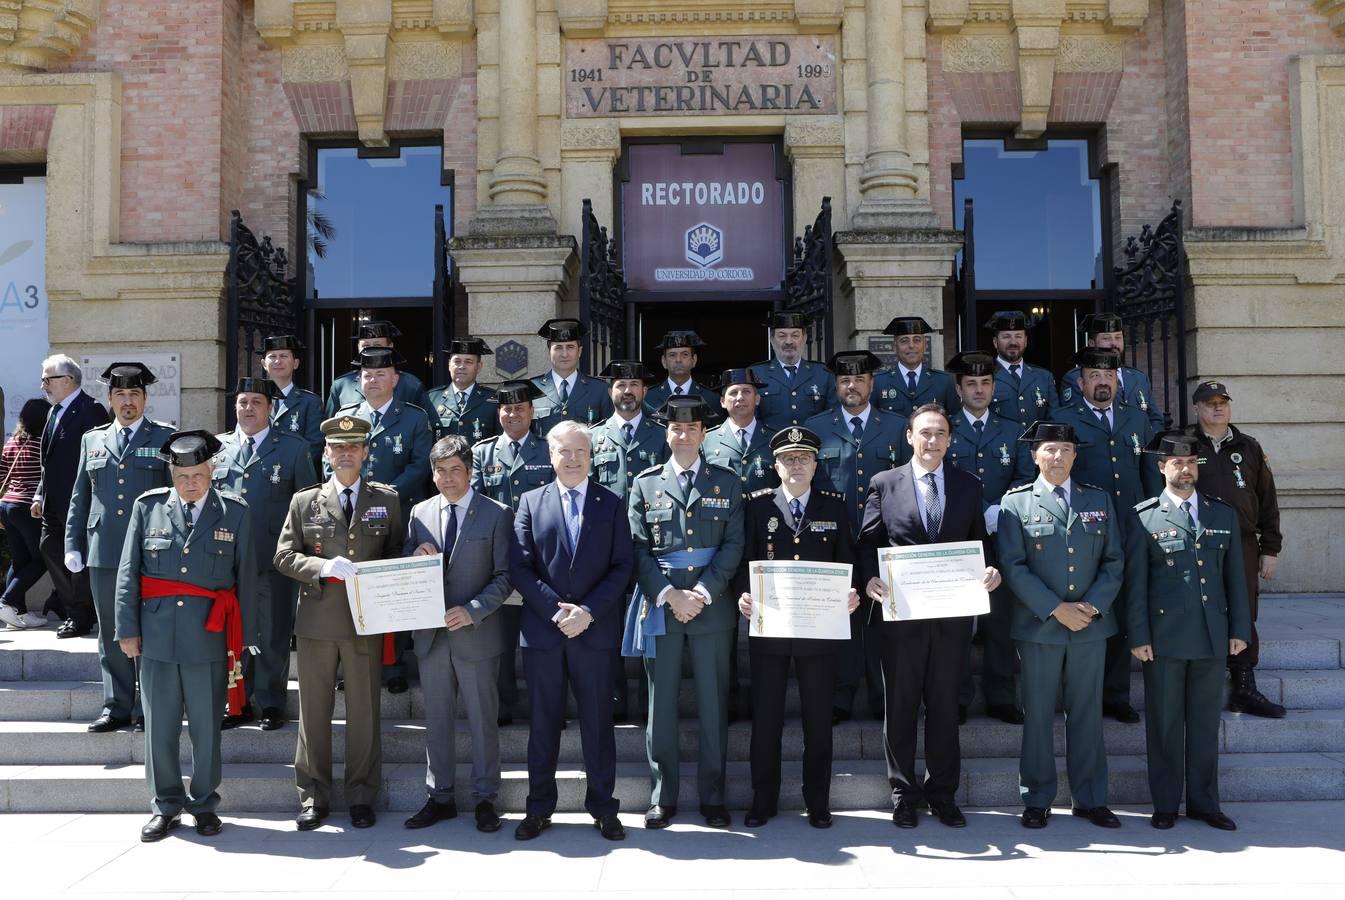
[565,36,837,118]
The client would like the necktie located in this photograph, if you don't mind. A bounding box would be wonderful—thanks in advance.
[622,423,634,443]
[907,370,918,393]
[566,489,582,550]
[1053,485,1068,514]
[455,391,467,413]
[674,384,684,396]
[241,435,255,465]
[559,379,570,406]
[973,419,984,438]
[1010,364,1022,385]
[272,397,281,416]
[785,365,797,383]
[43,407,59,444]
[509,440,520,463]
[850,415,864,441]
[790,497,803,527]
[371,410,383,431]
[443,502,458,555]
[922,473,942,539]
[1180,499,1196,533]
[341,487,354,521]
[1094,407,1110,431]
[680,469,694,497]
[184,501,196,533]
[738,428,749,454]
[117,426,131,455]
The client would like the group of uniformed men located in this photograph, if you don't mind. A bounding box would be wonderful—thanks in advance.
[57,305,1283,841]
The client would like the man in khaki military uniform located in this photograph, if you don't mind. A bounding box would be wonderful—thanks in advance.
[274,415,404,831]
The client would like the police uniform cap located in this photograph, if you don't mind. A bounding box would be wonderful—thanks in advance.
[159,429,223,466]
[826,350,883,376]
[768,310,810,330]
[442,336,493,357]
[352,346,406,369]
[1081,312,1125,336]
[600,360,658,384]
[255,334,304,356]
[353,320,402,341]
[882,316,936,336]
[653,395,712,424]
[715,367,766,393]
[233,377,280,399]
[321,414,372,444]
[770,425,821,457]
[1018,420,1080,445]
[983,310,1037,333]
[1074,346,1121,371]
[495,380,545,407]
[100,362,157,390]
[537,318,585,343]
[1192,380,1231,403]
[1146,430,1200,458]
[945,350,996,377]
[655,330,707,352]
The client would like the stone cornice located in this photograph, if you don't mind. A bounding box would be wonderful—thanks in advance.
[0,0,99,73]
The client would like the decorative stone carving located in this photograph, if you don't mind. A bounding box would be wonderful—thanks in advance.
[1315,1,1345,39]
[560,120,621,154]
[928,0,1148,137]
[0,0,99,73]
[783,117,845,157]
[557,0,608,35]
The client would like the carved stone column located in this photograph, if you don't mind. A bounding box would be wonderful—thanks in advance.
[560,120,621,240]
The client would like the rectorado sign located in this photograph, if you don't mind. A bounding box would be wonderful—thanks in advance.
[621,142,785,293]
[566,36,837,118]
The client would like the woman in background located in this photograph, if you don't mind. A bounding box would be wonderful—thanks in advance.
[0,398,53,629]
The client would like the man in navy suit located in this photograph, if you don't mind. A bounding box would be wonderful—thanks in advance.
[33,354,109,636]
[509,419,635,842]
[860,404,1001,830]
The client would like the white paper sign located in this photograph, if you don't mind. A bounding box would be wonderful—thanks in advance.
[80,352,181,427]
[878,541,990,622]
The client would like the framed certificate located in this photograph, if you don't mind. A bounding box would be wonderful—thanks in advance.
[747,560,852,640]
[345,556,447,635]
[877,541,990,622]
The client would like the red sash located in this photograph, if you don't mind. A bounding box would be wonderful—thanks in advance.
[140,576,245,716]
[322,578,398,664]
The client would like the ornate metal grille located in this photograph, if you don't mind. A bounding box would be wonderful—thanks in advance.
[225,210,297,427]
[578,198,629,375]
[783,196,834,360]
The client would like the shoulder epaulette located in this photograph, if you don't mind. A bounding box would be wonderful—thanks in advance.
[89,422,114,433]
[635,463,665,478]
[1135,496,1162,511]
[366,480,397,493]
[139,486,172,498]
[217,489,247,505]
[1076,481,1108,495]
[336,402,361,413]
[472,435,497,448]
[1004,483,1033,495]
[705,459,738,476]
[749,487,775,500]
[401,401,429,416]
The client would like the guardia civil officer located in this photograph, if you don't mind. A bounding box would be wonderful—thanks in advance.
[872,317,961,418]
[1054,347,1160,723]
[734,426,858,829]
[274,415,404,831]
[702,367,780,495]
[1191,380,1285,718]
[751,311,836,430]
[213,377,318,730]
[65,363,174,733]
[1126,431,1250,831]
[643,330,720,413]
[623,396,745,830]
[986,311,1058,425]
[258,334,324,466]
[324,320,432,416]
[426,337,499,444]
[1059,313,1163,432]
[996,422,1124,830]
[530,319,612,434]
[114,430,258,841]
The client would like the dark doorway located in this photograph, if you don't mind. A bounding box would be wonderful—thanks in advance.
[637,302,774,381]
[972,299,1094,377]
[312,305,435,400]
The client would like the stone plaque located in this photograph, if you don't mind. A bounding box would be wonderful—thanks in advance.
[81,352,182,427]
[566,35,837,118]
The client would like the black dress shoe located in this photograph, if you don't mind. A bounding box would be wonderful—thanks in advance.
[957,705,968,725]
[831,707,851,726]
[221,707,255,730]
[1072,806,1121,828]
[1189,809,1237,831]
[132,717,144,733]
[259,707,286,731]
[1151,812,1177,830]
[1022,807,1051,829]
[194,812,222,836]
[87,714,131,733]
[336,679,344,692]
[475,800,501,833]
[807,809,833,829]
[57,619,91,639]
[931,800,967,828]
[140,813,180,842]
[349,804,376,828]
[497,713,514,727]
[595,814,626,840]
[514,814,551,840]
[1104,702,1141,724]
[744,808,773,828]
[893,798,922,828]
[644,805,676,829]
[986,704,1025,725]
[296,807,329,831]
[386,676,408,695]
[701,805,731,828]
[404,799,457,829]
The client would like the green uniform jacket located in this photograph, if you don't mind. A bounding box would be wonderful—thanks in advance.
[589,413,669,499]
[472,431,554,512]
[324,369,431,418]
[1124,492,1251,658]
[1055,400,1161,512]
[805,406,912,531]
[643,379,722,419]
[996,478,1124,644]
[531,371,613,434]
[701,419,779,495]
[114,487,259,662]
[273,479,404,642]
[946,410,1035,509]
[334,400,434,511]
[873,365,961,418]
[752,358,836,430]
[271,385,325,464]
[426,383,500,444]
[212,428,319,576]
[628,460,745,635]
[991,360,1058,425]
[65,419,176,567]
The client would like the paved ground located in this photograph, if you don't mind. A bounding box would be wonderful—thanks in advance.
[5,802,1343,898]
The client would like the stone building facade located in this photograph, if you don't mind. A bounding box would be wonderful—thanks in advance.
[0,0,1341,590]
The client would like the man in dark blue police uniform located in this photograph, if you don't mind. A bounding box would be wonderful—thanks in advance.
[1060,313,1163,432]
[751,311,836,430]
[643,330,720,414]
[324,320,432,416]
[986,311,1058,426]
[427,337,499,444]
[530,318,612,434]
[873,317,960,418]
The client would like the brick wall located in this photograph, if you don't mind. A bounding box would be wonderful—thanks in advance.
[235,0,297,256]
[0,105,55,160]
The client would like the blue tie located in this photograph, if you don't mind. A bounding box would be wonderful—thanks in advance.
[566,489,582,550]
[442,502,458,556]
[785,365,797,383]
[850,416,863,441]
[907,370,918,393]
[790,497,803,527]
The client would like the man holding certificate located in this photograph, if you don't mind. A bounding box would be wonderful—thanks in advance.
[734,426,859,829]
[860,404,1001,830]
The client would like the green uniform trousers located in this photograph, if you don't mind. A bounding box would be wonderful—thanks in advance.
[141,657,226,817]
[644,627,734,807]
[1142,655,1225,815]
[1018,640,1109,810]
[92,566,141,720]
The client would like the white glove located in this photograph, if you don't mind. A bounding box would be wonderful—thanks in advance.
[983,505,1001,536]
[64,551,84,574]
[320,556,357,581]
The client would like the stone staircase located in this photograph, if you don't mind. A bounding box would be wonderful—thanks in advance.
[1,594,1342,813]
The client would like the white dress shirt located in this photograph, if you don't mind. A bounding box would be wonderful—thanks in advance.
[552,371,578,398]
[1165,489,1199,533]
[909,459,946,524]
[437,487,475,552]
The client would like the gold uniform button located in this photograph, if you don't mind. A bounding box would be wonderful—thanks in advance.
[244,473,250,479]
[118,479,125,485]
[1111,457,1118,463]
[1195,543,1201,549]
[687,528,694,535]
[794,554,801,560]
[183,548,190,556]
[117,510,124,516]
[1200,578,1207,584]
[1159,608,1165,614]
[242,488,248,494]
[794,537,801,544]
[1069,584,1076,591]
[686,511,693,518]
[117,494,124,500]
[180,567,188,574]
[177,600,184,607]
[1068,566,1075,572]
[513,479,520,485]
[687,565,695,571]
[857,453,863,459]
[1198,560,1204,567]
[120,464,126,470]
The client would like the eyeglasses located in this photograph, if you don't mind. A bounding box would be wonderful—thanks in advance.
[40,375,71,385]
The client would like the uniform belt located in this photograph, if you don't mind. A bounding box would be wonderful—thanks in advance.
[324,577,398,664]
[140,576,246,716]
[621,547,718,659]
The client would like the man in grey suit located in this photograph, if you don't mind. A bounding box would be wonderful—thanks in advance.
[402,434,514,833]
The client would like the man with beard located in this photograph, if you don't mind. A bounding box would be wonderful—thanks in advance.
[751,311,835,430]
[873,317,961,418]
[427,337,499,444]
[324,321,432,417]
[986,311,1058,426]
[1059,314,1163,432]
[643,331,720,414]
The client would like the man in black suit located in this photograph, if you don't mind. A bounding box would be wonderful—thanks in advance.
[32,354,109,637]
[860,403,1001,829]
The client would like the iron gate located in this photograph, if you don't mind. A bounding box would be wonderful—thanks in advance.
[783,196,834,361]
[578,198,630,375]
[225,210,298,428]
